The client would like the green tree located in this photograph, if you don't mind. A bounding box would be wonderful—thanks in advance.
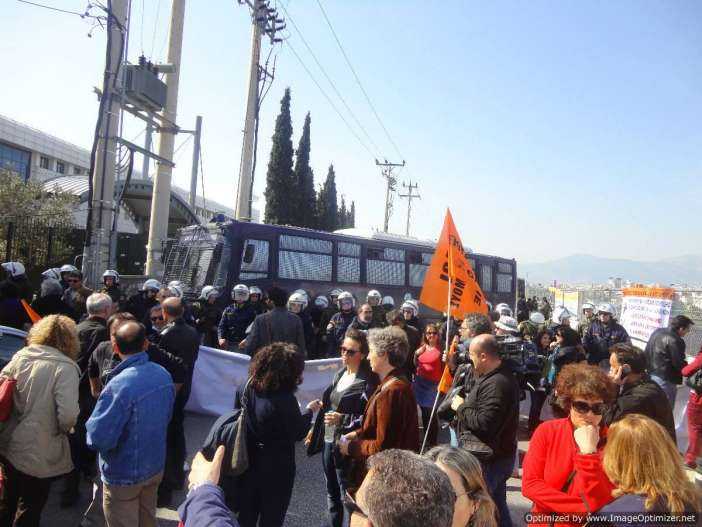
[292,112,316,228]
[338,195,347,228]
[316,164,338,232]
[349,200,356,228]
[264,88,295,225]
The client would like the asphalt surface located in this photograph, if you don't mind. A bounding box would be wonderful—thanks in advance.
[41,411,533,527]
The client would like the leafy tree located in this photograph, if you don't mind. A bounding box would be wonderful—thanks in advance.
[292,112,316,228]
[349,201,355,228]
[316,164,338,232]
[264,88,295,225]
[338,195,347,229]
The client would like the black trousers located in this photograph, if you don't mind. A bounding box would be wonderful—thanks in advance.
[160,386,188,493]
[236,451,295,527]
[0,459,53,527]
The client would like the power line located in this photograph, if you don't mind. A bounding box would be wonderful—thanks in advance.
[284,40,376,159]
[277,2,383,158]
[16,0,88,17]
[139,0,145,54]
[315,0,405,161]
[150,0,161,58]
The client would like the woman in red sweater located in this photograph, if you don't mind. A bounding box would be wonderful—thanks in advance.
[522,363,618,527]
[413,323,444,448]
[682,344,702,468]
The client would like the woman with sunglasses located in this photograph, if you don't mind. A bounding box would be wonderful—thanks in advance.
[522,363,617,526]
[307,329,378,527]
[424,445,498,527]
[413,323,444,448]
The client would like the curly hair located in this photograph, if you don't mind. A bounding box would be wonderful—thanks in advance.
[368,326,409,368]
[344,328,369,357]
[249,342,304,393]
[554,362,617,407]
[27,314,79,361]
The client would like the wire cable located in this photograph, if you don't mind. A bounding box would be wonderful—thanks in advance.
[199,144,207,213]
[315,0,405,161]
[16,0,88,17]
[285,40,376,159]
[150,0,161,58]
[278,2,383,158]
[139,0,145,54]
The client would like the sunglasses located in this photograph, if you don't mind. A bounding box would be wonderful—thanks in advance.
[571,400,607,416]
[151,316,164,322]
[340,346,359,356]
[425,331,437,335]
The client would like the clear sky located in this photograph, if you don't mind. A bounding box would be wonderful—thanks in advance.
[2,0,701,264]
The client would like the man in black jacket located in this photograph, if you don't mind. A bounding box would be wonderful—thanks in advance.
[450,334,519,527]
[158,297,201,506]
[605,343,676,442]
[63,292,112,506]
[244,287,306,357]
[645,315,694,408]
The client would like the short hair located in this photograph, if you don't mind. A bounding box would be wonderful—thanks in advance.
[344,328,369,357]
[66,270,82,279]
[249,342,304,393]
[367,326,408,368]
[555,325,581,347]
[424,446,498,527]
[464,313,492,337]
[86,292,112,316]
[114,321,146,355]
[107,312,136,335]
[555,363,617,407]
[27,315,79,361]
[365,449,455,527]
[162,297,184,318]
[670,315,694,332]
[471,334,500,358]
[267,286,288,307]
[385,308,404,326]
[603,414,701,515]
[40,278,63,297]
[610,343,647,374]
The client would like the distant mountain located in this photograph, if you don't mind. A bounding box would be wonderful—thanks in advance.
[519,254,702,286]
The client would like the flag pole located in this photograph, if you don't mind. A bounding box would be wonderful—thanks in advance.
[420,254,453,454]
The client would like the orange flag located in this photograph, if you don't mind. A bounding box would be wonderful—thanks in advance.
[419,209,488,318]
[420,209,488,393]
[21,300,41,324]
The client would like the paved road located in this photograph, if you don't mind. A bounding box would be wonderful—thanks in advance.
[42,412,533,527]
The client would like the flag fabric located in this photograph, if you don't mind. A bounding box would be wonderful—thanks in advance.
[20,300,41,324]
[419,209,488,318]
[437,339,458,394]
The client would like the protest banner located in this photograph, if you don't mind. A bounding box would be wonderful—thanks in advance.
[620,287,675,347]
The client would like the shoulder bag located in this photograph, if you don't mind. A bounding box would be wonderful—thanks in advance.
[230,378,253,476]
[685,369,702,395]
[0,377,16,422]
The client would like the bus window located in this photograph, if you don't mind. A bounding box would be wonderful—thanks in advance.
[497,262,512,274]
[338,242,361,283]
[367,247,405,286]
[480,264,493,292]
[240,239,269,280]
[408,251,431,287]
[278,234,333,282]
[497,273,513,293]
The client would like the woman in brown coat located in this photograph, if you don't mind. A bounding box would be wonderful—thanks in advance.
[338,326,420,485]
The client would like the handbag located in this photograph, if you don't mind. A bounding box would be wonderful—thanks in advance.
[0,378,16,422]
[230,378,252,476]
[685,369,702,395]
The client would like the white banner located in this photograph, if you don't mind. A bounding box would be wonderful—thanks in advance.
[620,295,673,345]
[185,345,343,416]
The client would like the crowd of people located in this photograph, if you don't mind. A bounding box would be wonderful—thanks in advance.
[0,259,701,527]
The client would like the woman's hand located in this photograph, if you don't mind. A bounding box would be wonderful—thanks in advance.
[573,424,599,454]
[415,345,425,356]
[324,411,343,426]
[304,430,313,447]
[338,432,356,456]
[306,399,323,413]
[188,445,225,490]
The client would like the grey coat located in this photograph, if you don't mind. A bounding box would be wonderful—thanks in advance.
[244,307,306,357]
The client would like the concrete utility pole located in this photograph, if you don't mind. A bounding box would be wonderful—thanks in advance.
[189,115,202,210]
[145,0,186,277]
[142,122,153,179]
[375,159,405,233]
[82,0,128,287]
[399,180,420,237]
[234,0,285,222]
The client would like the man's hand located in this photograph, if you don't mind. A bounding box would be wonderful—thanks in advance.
[238,339,247,349]
[188,445,225,490]
[338,433,355,456]
[218,338,228,349]
[304,430,313,447]
[609,366,625,386]
[324,411,343,426]
[307,399,323,413]
[573,424,599,454]
[451,394,464,411]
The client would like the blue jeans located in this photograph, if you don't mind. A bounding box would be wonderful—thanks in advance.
[323,442,347,527]
[482,452,515,527]
[651,375,678,410]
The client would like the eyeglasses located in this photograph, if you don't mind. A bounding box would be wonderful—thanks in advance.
[340,347,359,356]
[571,400,607,416]
[151,316,164,322]
[343,489,367,519]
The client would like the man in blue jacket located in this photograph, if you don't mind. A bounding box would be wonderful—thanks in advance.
[87,321,175,527]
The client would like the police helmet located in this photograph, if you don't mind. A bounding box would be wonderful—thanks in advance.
[200,285,219,301]
[597,303,616,317]
[552,306,573,325]
[582,302,596,313]
[168,284,184,298]
[314,295,329,309]
[401,301,418,318]
[249,286,263,298]
[60,264,78,274]
[382,295,395,307]
[1,262,25,278]
[102,269,120,284]
[495,315,519,334]
[232,284,250,302]
[337,291,355,309]
[288,292,308,311]
[529,312,546,325]
[367,289,382,303]
[41,268,62,281]
[142,279,162,292]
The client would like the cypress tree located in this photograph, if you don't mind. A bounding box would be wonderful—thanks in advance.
[292,112,316,228]
[349,201,356,228]
[317,164,338,231]
[339,195,347,229]
[264,88,295,225]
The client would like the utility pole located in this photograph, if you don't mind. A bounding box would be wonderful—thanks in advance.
[82,0,128,287]
[398,180,420,237]
[142,122,153,178]
[145,0,186,277]
[375,159,405,233]
[189,115,202,209]
[234,0,285,222]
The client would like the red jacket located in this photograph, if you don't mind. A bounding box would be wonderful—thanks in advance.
[522,418,615,527]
